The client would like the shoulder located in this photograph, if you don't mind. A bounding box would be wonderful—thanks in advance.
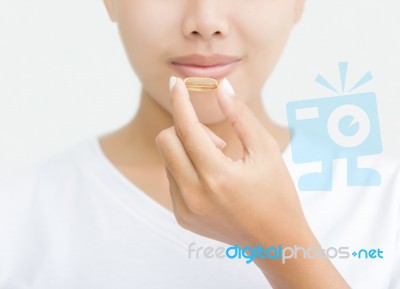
[363,153,400,192]
[0,137,98,207]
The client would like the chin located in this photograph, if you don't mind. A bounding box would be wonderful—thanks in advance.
[189,92,227,124]
[198,113,227,125]
[194,105,227,124]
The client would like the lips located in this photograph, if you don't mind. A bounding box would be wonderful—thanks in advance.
[169,54,241,80]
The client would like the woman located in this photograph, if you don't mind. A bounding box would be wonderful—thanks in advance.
[0,0,399,288]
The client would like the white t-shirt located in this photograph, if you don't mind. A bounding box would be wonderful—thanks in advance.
[0,136,399,289]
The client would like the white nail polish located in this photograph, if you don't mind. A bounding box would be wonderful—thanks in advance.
[169,76,177,92]
[221,78,235,97]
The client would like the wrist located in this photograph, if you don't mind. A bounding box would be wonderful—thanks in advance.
[242,216,350,289]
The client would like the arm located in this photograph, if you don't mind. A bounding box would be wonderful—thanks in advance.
[251,216,349,289]
[156,77,350,288]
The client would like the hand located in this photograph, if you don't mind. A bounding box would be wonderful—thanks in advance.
[155,77,306,247]
[155,77,350,288]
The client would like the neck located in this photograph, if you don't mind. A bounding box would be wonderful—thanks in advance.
[100,89,289,168]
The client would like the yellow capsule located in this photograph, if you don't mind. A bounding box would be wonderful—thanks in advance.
[184,77,219,92]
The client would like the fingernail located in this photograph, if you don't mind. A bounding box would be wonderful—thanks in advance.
[203,126,227,150]
[215,137,226,150]
[221,78,235,97]
[169,76,177,93]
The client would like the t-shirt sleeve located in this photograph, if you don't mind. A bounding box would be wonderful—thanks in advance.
[388,167,400,289]
[389,229,400,288]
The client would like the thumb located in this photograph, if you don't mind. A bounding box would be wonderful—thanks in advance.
[216,78,274,158]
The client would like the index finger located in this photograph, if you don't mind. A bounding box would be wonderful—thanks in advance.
[169,76,225,175]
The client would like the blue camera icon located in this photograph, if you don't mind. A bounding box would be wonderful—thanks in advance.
[286,63,382,191]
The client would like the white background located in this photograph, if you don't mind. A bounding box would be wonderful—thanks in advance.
[0,0,399,174]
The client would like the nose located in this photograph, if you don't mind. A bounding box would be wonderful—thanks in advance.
[182,0,230,41]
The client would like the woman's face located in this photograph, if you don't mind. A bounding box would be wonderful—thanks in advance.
[104,0,304,124]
